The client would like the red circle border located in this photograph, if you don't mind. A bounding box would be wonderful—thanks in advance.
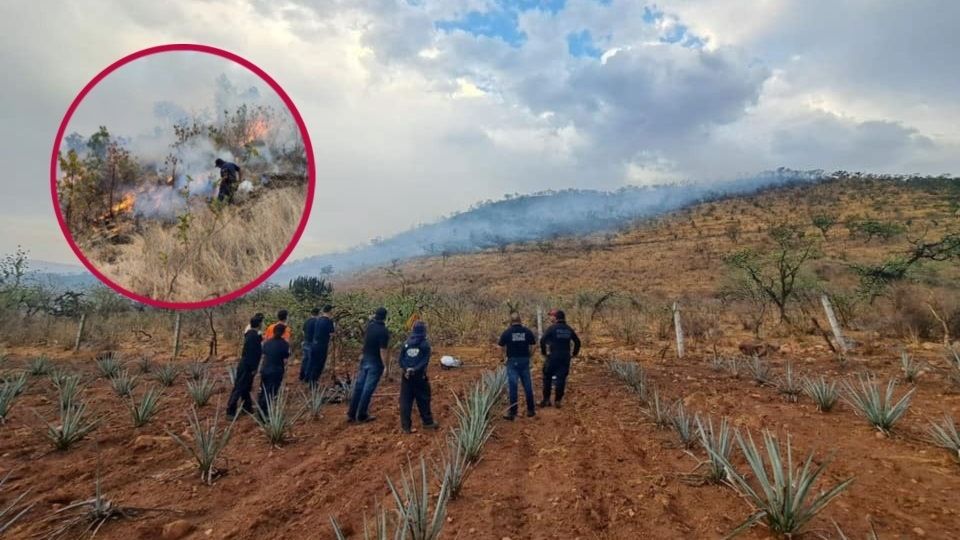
[50,44,315,311]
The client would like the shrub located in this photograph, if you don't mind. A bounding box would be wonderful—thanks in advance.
[129,387,162,428]
[708,430,853,537]
[154,364,179,387]
[802,376,839,412]
[43,401,99,451]
[252,385,305,445]
[928,414,960,463]
[109,369,139,397]
[842,375,914,432]
[186,374,215,407]
[696,415,734,484]
[168,406,237,485]
[95,354,121,379]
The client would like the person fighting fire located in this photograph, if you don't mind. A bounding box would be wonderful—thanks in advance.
[539,309,581,409]
[214,158,242,203]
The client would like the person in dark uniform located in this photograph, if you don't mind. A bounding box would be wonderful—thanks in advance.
[307,304,335,385]
[397,321,439,433]
[226,315,264,418]
[257,323,290,413]
[347,307,390,423]
[539,309,581,408]
[300,308,320,382]
[498,312,537,420]
[214,158,242,203]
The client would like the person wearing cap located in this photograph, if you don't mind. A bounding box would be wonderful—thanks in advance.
[347,307,390,423]
[257,323,291,413]
[214,158,242,203]
[397,321,439,433]
[226,315,264,418]
[264,309,292,342]
[497,312,538,420]
[540,309,581,408]
[300,307,320,382]
[306,304,336,385]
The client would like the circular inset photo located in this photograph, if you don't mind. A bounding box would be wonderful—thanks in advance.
[51,45,313,308]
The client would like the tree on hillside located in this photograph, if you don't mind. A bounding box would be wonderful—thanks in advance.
[288,276,333,307]
[853,231,960,301]
[723,225,819,324]
[811,213,837,238]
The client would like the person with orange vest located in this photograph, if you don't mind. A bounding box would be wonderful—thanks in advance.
[264,309,292,342]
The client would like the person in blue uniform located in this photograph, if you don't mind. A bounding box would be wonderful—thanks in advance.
[307,305,335,385]
[226,315,263,418]
[257,323,290,413]
[397,321,439,433]
[347,307,389,423]
[539,309,581,408]
[497,312,537,420]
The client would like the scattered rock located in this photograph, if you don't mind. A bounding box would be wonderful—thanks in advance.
[161,519,194,540]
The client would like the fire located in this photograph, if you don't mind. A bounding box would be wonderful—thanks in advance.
[244,117,269,144]
[112,193,135,215]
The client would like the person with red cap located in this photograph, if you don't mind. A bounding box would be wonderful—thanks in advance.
[540,309,581,408]
[397,320,439,433]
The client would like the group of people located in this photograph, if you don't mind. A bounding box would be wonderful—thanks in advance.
[225,304,582,432]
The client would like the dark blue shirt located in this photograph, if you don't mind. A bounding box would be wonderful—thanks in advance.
[302,317,317,345]
[540,322,581,360]
[361,319,390,364]
[398,337,431,373]
[498,323,536,359]
[261,337,290,375]
[314,316,335,353]
[239,329,262,371]
[218,161,241,182]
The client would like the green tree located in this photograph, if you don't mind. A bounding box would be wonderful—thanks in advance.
[811,213,837,238]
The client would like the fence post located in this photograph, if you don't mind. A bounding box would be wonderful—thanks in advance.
[673,301,685,359]
[536,306,543,340]
[172,312,182,360]
[73,313,86,352]
[820,294,848,354]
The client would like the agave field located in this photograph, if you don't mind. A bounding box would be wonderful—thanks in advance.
[0,336,959,538]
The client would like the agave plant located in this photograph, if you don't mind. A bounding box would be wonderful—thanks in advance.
[300,384,329,420]
[1,470,34,535]
[331,506,394,540]
[670,401,696,449]
[727,357,742,379]
[0,381,20,424]
[226,365,237,386]
[452,382,496,463]
[95,353,121,379]
[842,375,914,433]
[646,386,671,429]
[900,352,921,383]
[129,387,162,428]
[186,362,208,382]
[777,362,802,402]
[948,346,960,385]
[387,457,450,540]
[747,355,772,386]
[802,376,839,412]
[696,415,734,484]
[928,414,960,462]
[28,356,52,376]
[435,434,471,500]
[709,355,726,372]
[707,430,853,537]
[43,401,99,451]
[186,374,216,407]
[154,364,179,387]
[3,372,27,397]
[252,385,305,445]
[45,464,142,538]
[49,367,74,388]
[54,374,84,412]
[480,367,507,410]
[608,360,647,399]
[136,356,153,375]
[168,406,238,485]
[109,369,139,397]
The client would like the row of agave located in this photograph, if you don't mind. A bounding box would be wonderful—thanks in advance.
[330,367,508,540]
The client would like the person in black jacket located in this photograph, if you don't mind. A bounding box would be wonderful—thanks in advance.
[498,312,537,420]
[300,307,320,382]
[539,309,581,408]
[397,321,439,433]
[347,307,389,423]
[306,305,335,385]
[226,315,264,418]
[214,158,242,203]
[257,323,290,413]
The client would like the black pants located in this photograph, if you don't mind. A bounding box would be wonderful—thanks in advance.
[399,373,434,431]
[542,357,571,403]
[305,347,328,385]
[226,365,256,416]
[217,180,235,203]
[257,369,284,413]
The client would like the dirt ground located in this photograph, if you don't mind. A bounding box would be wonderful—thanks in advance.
[2,335,960,539]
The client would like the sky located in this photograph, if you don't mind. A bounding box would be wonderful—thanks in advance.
[0,0,958,265]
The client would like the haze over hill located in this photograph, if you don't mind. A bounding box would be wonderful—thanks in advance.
[275,168,835,281]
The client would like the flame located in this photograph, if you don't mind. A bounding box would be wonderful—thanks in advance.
[244,117,269,144]
[112,193,135,215]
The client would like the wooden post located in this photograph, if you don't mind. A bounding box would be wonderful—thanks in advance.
[536,306,543,340]
[820,294,848,353]
[73,313,86,352]
[673,302,685,359]
[172,312,182,360]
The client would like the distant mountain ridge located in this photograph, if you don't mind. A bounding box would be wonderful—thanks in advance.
[274,168,831,281]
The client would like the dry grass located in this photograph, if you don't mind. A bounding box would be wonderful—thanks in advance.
[89,186,305,301]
